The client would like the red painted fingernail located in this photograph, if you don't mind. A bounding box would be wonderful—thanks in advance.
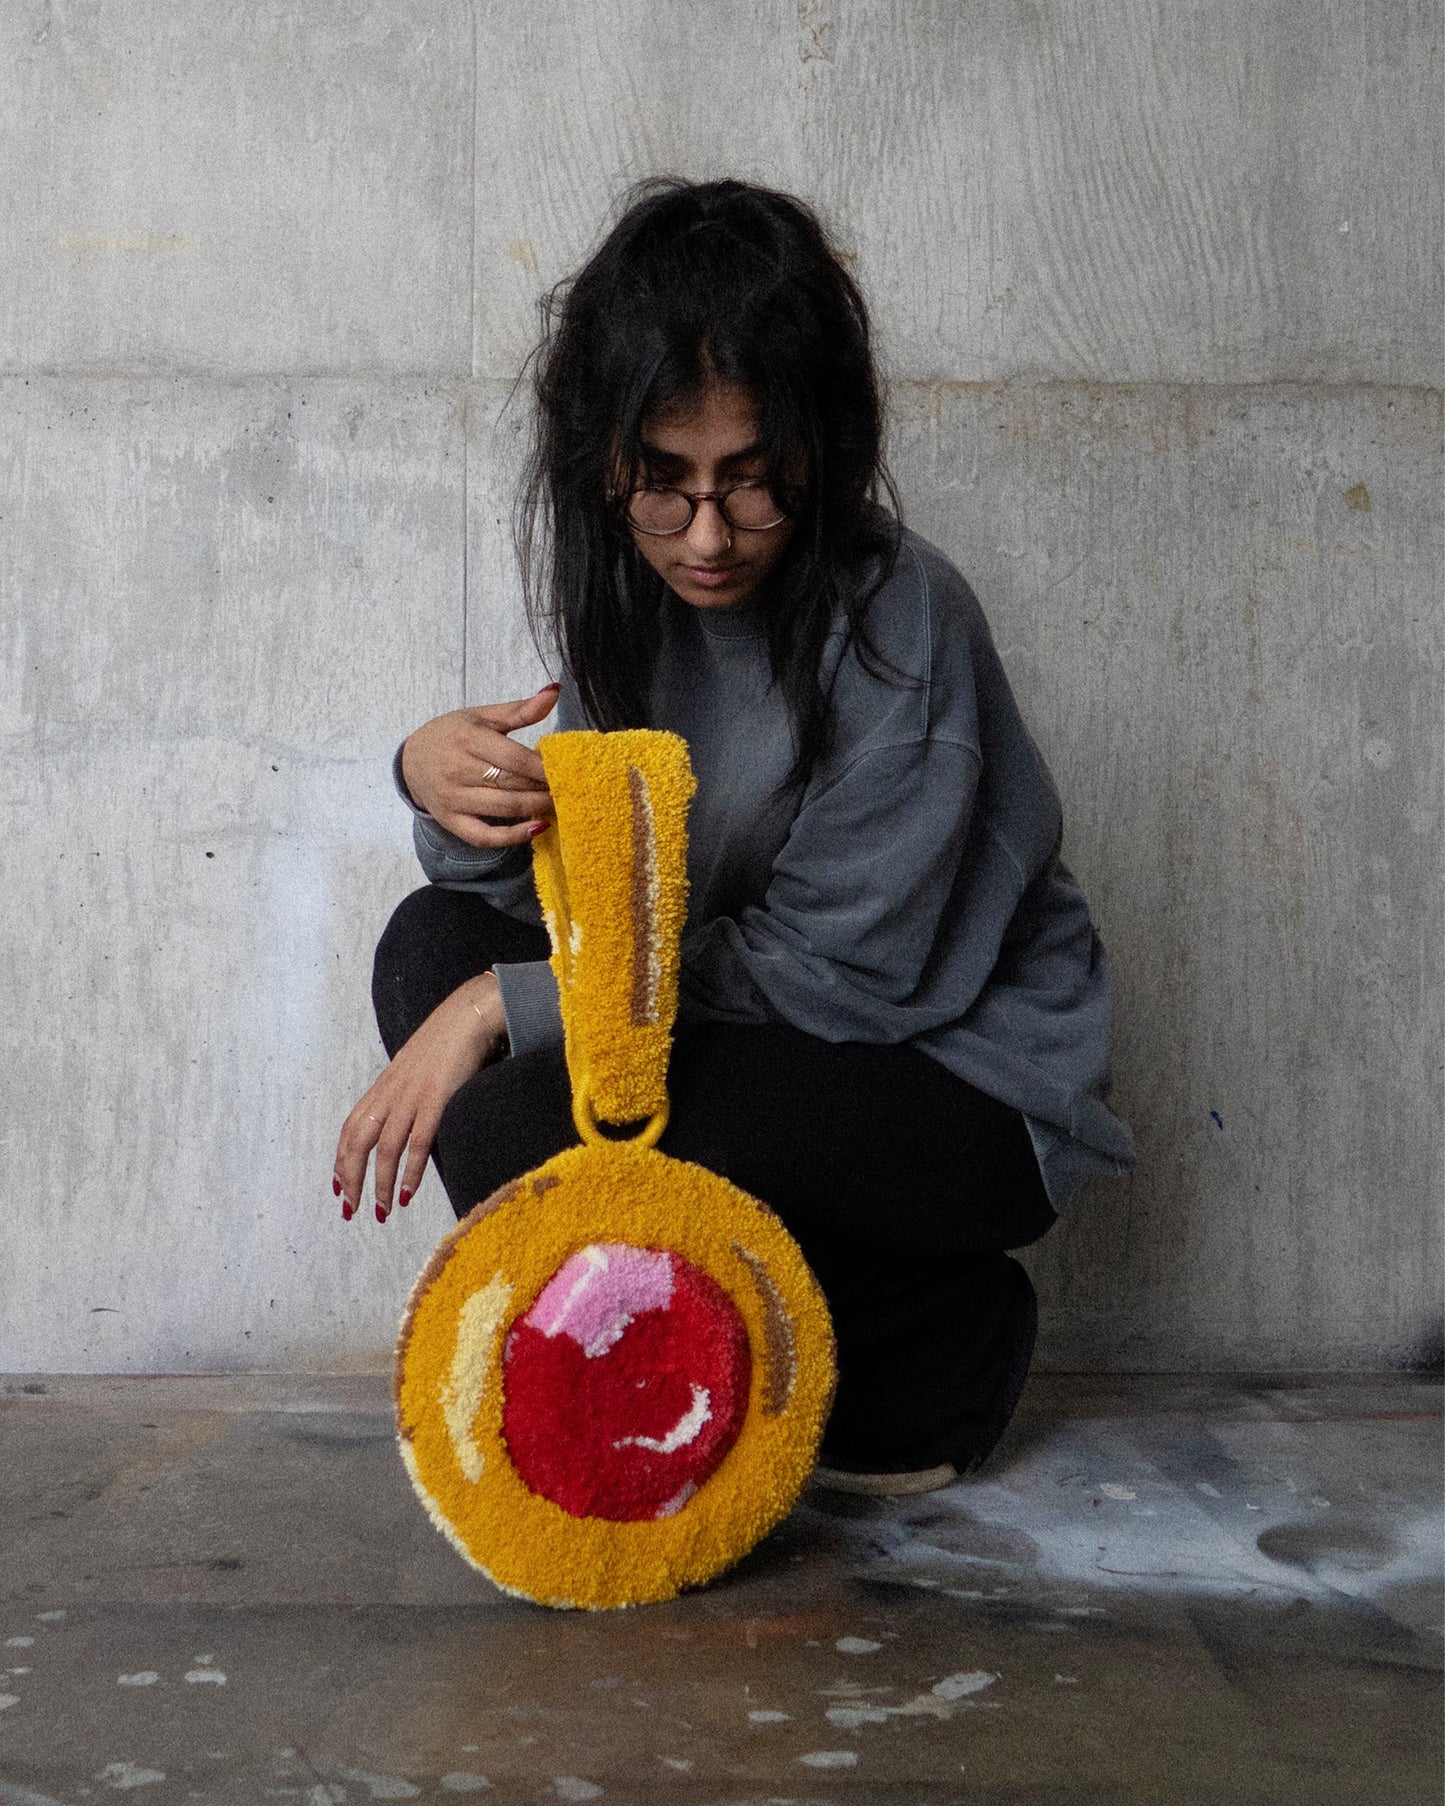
[375,1202,387,1223]
[341,1199,354,1221]
[527,821,548,837]
[399,1188,413,1208]
[540,681,562,693]
[332,1175,342,1197]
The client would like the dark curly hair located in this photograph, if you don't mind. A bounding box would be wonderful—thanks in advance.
[516,176,907,798]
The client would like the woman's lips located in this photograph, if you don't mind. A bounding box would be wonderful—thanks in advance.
[679,563,737,588]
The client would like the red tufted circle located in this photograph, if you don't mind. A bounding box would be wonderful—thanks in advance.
[501,1243,752,1522]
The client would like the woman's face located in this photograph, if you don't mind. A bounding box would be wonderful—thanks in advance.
[627,380,798,612]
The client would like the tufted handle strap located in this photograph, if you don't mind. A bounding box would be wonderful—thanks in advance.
[530,730,696,1145]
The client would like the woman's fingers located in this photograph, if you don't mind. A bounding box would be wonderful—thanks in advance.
[469,741,548,792]
[463,734,555,797]
[334,1093,412,1224]
[335,974,504,1225]
[402,685,559,821]
[456,783,552,827]
[464,685,562,788]
[333,1100,384,1222]
[425,717,557,841]
[369,1103,418,1224]
[370,1104,442,1222]
[395,1119,440,1214]
[474,682,561,742]
[435,809,552,850]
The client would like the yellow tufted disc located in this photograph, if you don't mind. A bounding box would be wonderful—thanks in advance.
[395,1140,836,1610]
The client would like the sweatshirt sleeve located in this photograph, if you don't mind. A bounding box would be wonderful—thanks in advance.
[407,799,562,1049]
[677,737,986,1042]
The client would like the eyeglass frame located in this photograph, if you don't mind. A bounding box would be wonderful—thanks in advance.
[623,478,792,537]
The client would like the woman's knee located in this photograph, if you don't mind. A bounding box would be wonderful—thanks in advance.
[371,887,455,1057]
[373,884,443,982]
[371,886,549,1058]
[1001,1195,1058,1252]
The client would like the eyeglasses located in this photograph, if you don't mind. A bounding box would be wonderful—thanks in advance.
[626,480,790,536]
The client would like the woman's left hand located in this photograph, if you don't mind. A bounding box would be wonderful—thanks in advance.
[333,972,508,1223]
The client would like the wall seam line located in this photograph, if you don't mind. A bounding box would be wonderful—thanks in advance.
[461,388,470,707]
[469,0,478,387]
[0,373,1436,400]
[464,0,478,706]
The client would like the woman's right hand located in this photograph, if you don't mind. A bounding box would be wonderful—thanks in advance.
[334,970,509,1223]
[400,684,561,848]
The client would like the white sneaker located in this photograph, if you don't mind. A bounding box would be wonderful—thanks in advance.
[810,1460,960,1498]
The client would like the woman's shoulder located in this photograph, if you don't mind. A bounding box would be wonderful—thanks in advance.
[846,523,998,684]
[823,524,997,757]
[864,524,992,648]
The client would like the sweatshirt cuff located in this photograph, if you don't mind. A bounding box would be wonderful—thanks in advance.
[392,740,431,817]
[492,958,564,1057]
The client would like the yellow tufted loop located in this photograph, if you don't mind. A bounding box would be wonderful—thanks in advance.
[531,730,696,1135]
[570,1087,670,1151]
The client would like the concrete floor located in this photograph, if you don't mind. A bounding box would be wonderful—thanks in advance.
[0,1373,1438,1806]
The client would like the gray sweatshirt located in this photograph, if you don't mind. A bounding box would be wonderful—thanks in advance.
[395,528,1136,1209]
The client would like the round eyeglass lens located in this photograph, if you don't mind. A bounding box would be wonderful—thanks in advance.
[724,483,788,529]
[628,488,693,534]
[627,483,787,535]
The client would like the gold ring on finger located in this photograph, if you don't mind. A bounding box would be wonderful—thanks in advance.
[481,763,504,785]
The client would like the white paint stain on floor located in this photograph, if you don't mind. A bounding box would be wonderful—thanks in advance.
[823,1444,1445,1608]
[825,1705,890,1727]
[798,1750,859,1769]
[933,1671,1000,1699]
[551,1783,603,1802]
[185,1668,227,1685]
[94,1765,165,1790]
[339,1771,420,1799]
[116,1672,159,1687]
[0,1777,70,1806]
[825,1670,1001,1728]
[835,1636,882,1654]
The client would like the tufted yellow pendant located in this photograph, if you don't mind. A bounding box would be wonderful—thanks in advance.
[394,729,836,1609]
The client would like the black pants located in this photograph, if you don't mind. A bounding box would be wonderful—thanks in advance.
[372,885,1057,1472]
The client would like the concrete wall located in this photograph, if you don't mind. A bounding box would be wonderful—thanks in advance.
[2,0,1440,1373]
